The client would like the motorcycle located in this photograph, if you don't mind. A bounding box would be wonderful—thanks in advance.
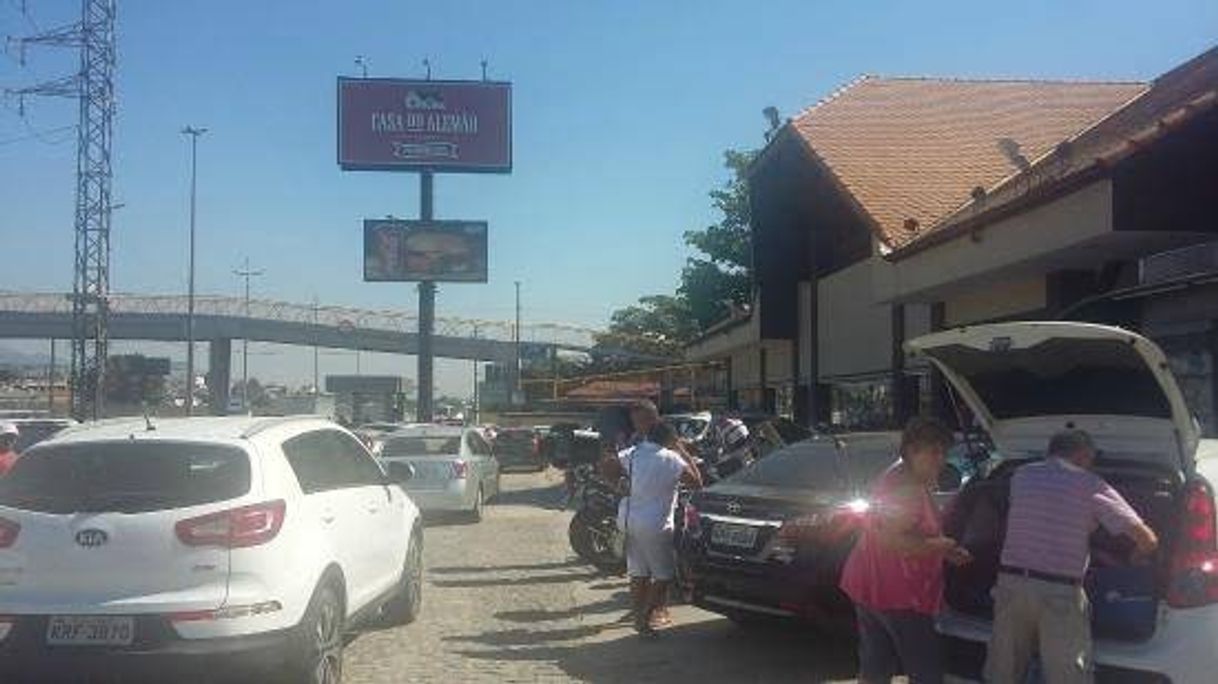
[566,462,627,574]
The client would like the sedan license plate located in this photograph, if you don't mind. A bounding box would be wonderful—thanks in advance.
[711,522,759,549]
[46,616,134,646]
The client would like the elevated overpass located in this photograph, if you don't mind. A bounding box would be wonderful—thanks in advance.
[0,292,599,410]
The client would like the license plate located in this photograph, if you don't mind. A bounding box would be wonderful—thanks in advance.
[411,462,448,480]
[711,523,759,549]
[46,616,134,646]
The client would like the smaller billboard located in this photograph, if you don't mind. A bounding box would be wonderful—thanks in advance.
[364,219,488,283]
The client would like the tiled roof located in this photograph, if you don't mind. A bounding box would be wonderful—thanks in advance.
[900,46,1218,257]
[788,76,1147,248]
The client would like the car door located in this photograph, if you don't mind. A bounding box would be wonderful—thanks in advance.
[281,431,364,607]
[467,430,499,498]
[324,430,405,599]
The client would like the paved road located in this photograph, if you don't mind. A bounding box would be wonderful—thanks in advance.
[344,469,862,683]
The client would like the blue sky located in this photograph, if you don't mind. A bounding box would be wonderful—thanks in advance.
[2,0,1215,395]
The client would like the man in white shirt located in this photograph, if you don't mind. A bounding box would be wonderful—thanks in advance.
[606,401,701,635]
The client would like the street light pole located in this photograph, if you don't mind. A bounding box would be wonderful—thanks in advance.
[234,257,264,412]
[181,126,207,416]
[514,280,522,403]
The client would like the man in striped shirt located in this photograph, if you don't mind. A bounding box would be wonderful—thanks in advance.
[985,429,1158,684]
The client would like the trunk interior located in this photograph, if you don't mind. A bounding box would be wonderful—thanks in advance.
[942,458,1182,642]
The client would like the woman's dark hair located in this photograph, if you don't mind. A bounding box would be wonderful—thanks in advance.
[899,417,954,460]
[647,422,679,447]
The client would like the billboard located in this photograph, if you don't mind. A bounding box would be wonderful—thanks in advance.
[364,219,488,283]
[338,78,511,173]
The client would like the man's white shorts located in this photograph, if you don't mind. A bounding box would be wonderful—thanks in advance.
[626,526,676,580]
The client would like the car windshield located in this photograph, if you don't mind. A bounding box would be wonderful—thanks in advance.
[730,440,851,490]
[382,435,462,457]
[0,441,250,514]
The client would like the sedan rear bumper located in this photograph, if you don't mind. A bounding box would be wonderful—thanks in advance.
[685,554,854,630]
[404,482,474,512]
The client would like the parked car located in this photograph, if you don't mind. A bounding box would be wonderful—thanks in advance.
[0,415,423,683]
[909,321,1218,683]
[492,427,546,472]
[379,425,501,522]
[9,417,76,453]
[681,431,907,631]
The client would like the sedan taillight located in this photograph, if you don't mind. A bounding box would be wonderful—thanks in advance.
[175,500,286,549]
[451,460,469,479]
[0,518,19,549]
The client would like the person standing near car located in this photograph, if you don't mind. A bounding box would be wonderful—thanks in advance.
[839,417,972,684]
[985,429,1158,684]
[0,423,19,477]
[603,402,701,636]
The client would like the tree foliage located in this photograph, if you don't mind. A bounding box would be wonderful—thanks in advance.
[593,149,757,364]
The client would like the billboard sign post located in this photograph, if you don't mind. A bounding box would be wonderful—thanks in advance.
[339,76,511,423]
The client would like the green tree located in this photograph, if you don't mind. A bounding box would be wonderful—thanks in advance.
[679,149,756,329]
[596,148,757,363]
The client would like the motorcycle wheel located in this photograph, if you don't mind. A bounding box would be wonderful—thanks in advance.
[587,523,626,575]
[568,515,595,561]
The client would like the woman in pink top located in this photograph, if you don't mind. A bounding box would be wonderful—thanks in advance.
[839,418,972,684]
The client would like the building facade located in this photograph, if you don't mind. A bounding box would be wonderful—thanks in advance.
[694,46,1218,433]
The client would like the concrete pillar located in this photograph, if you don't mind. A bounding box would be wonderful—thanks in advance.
[208,338,232,416]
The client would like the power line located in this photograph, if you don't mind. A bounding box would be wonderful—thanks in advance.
[0,122,73,146]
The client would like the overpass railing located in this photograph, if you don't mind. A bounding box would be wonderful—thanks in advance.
[0,292,597,349]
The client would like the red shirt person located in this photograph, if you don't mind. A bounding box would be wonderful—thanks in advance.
[839,418,972,684]
[0,423,20,477]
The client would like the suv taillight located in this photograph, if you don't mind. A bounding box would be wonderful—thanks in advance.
[1167,479,1218,608]
[0,518,19,549]
[451,460,469,479]
[175,500,286,549]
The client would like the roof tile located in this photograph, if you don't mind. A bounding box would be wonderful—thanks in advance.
[789,77,1147,247]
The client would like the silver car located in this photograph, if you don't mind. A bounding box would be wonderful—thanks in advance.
[379,425,501,521]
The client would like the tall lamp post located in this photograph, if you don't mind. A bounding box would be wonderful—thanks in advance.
[514,280,522,404]
[234,257,263,412]
[181,125,207,416]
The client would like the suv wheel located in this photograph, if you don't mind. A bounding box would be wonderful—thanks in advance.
[466,486,485,523]
[381,531,424,626]
[287,580,345,684]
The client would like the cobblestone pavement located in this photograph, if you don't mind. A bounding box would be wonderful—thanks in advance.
[343,469,863,684]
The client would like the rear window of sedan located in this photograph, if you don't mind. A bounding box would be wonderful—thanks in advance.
[730,435,898,490]
[0,441,250,514]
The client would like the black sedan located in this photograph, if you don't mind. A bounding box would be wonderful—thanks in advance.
[492,427,546,472]
[680,432,903,631]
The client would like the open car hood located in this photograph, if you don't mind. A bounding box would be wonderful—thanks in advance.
[906,322,1198,470]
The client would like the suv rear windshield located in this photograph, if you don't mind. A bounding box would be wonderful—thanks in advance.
[0,441,251,514]
[381,436,462,457]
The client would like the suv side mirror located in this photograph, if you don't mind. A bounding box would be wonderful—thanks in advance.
[386,461,416,483]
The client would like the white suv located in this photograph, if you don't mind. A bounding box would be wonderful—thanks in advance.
[909,322,1218,683]
[0,416,423,683]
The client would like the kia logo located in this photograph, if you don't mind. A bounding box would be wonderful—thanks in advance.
[725,500,743,515]
[75,529,109,548]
